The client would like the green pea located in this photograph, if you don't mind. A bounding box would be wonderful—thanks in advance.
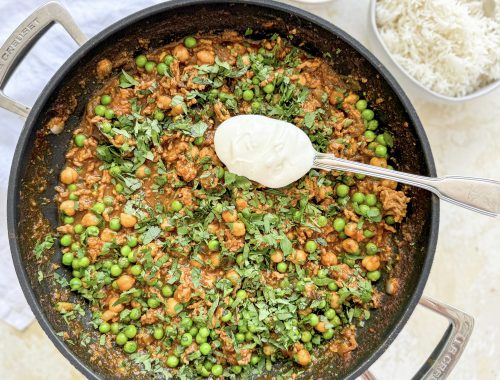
[94,105,106,116]
[128,264,140,276]
[367,270,381,282]
[119,245,131,257]
[86,226,99,236]
[144,61,156,73]
[242,89,254,101]
[100,121,112,133]
[305,240,317,253]
[325,309,336,320]
[110,322,121,334]
[308,313,319,327]
[355,99,367,111]
[116,332,127,346]
[211,364,223,377]
[375,134,386,146]
[328,281,338,291]
[194,136,204,145]
[317,215,328,227]
[156,62,167,76]
[263,83,275,94]
[109,218,121,231]
[363,229,375,238]
[385,216,396,225]
[221,309,232,322]
[364,130,376,142]
[135,55,147,68]
[129,308,141,320]
[301,331,312,343]
[250,355,261,365]
[355,173,366,179]
[200,342,212,355]
[170,200,183,212]
[161,285,173,297]
[251,101,261,113]
[70,277,82,290]
[196,333,207,344]
[365,242,378,255]
[235,333,245,343]
[336,184,349,197]
[232,365,242,374]
[104,108,115,120]
[74,134,86,147]
[207,240,220,251]
[358,204,370,216]
[164,55,174,65]
[199,327,210,338]
[60,234,72,247]
[362,109,375,121]
[115,183,124,194]
[333,217,346,232]
[102,196,114,207]
[124,325,137,339]
[100,94,112,105]
[69,193,79,201]
[154,109,165,121]
[236,254,245,266]
[167,355,179,368]
[367,119,379,130]
[110,265,122,277]
[62,252,74,266]
[91,202,105,215]
[180,317,193,330]
[67,183,77,192]
[153,327,164,340]
[375,144,387,158]
[367,141,378,151]
[99,322,111,333]
[323,329,334,340]
[79,257,90,268]
[365,194,377,206]
[189,326,199,336]
[127,236,138,247]
[352,192,365,204]
[147,298,160,308]
[277,262,287,273]
[181,333,193,346]
[236,289,247,300]
[123,340,137,353]
[184,36,197,48]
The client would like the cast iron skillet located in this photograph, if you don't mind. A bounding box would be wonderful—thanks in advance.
[5,1,440,379]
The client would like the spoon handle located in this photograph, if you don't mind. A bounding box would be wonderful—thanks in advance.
[313,153,500,218]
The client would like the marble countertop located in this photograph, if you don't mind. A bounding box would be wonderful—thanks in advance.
[0,0,499,379]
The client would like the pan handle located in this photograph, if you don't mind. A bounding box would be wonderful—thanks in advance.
[362,295,474,380]
[0,1,87,118]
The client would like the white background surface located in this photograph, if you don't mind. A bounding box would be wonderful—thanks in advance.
[0,0,499,379]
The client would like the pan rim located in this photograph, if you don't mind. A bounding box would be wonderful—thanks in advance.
[7,1,439,379]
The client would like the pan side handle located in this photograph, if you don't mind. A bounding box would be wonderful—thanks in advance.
[0,1,87,118]
[362,295,474,380]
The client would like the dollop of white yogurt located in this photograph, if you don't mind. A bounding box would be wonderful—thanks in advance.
[214,115,315,188]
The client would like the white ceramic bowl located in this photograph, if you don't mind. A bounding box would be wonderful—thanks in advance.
[368,0,500,103]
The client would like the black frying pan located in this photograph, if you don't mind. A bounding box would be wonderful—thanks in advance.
[2,1,455,379]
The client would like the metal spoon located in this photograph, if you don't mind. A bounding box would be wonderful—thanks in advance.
[215,115,500,218]
[314,152,500,218]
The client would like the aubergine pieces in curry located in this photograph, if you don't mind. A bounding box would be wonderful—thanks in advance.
[53,31,409,378]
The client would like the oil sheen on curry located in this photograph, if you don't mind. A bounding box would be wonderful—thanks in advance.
[51,31,409,379]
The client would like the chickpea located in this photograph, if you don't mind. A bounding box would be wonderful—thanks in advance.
[157,95,172,109]
[173,45,189,62]
[263,344,275,356]
[208,252,221,267]
[60,200,76,216]
[108,296,124,313]
[362,255,380,271]
[165,297,180,316]
[270,250,283,263]
[222,210,237,223]
[100,228,116,242]
[370,157,387,168]
[342,238,359,253]
[289,249,307,265]
[344,222,358,238]
[60,167,78,184]
[196,50,215,65]
[225,269,241,286]
[81,212,99,227]
[174,284,192,303]
[207,223,219,234]
[315,321,327,333]
[329,91,343,106]
[170,104,183,116]
[235,198,248,210]
[120,213,137,228]
[96,58,112,78]
[381,179,398,190]
[344,93,359,104]
[329,292,340,309]
[116,275,135,291]
[295,349,311,366]
[101,310,117,322]
[320,252,337,266]
[135,165,150,178]
[231,221,246,237]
